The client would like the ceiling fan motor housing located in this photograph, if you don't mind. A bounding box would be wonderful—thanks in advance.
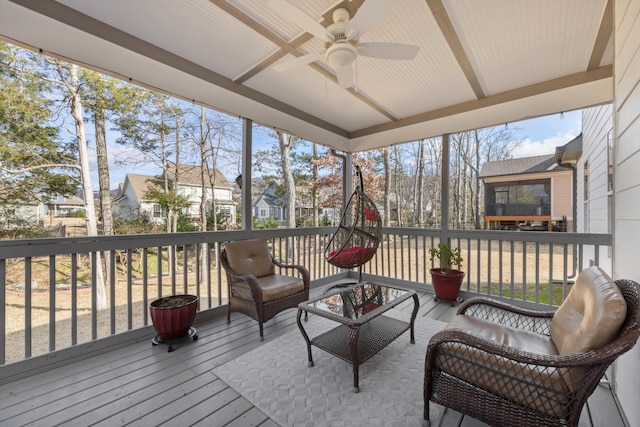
[326,42,357,68]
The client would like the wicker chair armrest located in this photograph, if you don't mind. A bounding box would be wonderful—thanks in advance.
[272,257,310,289]
[427,328,613,368]
[457,297,555,335]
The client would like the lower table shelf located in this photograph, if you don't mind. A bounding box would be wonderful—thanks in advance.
[311,315,409,364]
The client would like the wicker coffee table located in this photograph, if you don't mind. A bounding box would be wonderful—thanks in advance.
[297,282,419,392]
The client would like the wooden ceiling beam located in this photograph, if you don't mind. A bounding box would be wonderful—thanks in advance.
[426,0,485,100]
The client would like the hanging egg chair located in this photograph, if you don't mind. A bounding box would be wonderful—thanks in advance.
[325,166,382,281]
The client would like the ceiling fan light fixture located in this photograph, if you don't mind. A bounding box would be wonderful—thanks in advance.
[326,42,357,68]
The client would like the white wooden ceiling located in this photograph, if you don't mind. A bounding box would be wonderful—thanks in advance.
[0,0,612,153]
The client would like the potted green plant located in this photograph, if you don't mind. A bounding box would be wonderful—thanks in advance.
[428,243,464,302]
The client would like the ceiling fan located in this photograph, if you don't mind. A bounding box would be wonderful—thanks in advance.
[267,0,420,89]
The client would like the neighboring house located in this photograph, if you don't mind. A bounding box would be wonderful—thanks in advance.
[1,191,86,231]
[253,184,285,221]
[113,166,236,226]
[252,182,316,225]
[479,149,576,231]
[42,194,85,218]
[113,174,164,224]
[171,164,236,225]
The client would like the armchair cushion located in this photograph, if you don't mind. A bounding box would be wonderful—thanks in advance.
[233,274,305,302]
[441,315,568,417]
[448,315,558,355]
[224,238,275,281]
[550,266,626,355]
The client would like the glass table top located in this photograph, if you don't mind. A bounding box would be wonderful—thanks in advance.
[303,283,411,320]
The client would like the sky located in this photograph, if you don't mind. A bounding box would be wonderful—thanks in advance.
[90,110,582,191]
[508,110,582,158]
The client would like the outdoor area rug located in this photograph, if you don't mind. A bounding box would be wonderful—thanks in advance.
[213,312,448,427]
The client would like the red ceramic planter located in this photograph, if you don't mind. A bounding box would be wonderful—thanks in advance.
[149,294,198,341]
[430,268,465,301]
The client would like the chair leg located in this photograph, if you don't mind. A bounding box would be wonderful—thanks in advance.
[305,311,308,321]
[423,400,430,426]
[227,307,231,324]
[259,321,264,341]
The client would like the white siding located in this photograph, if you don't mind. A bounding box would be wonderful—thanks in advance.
[579,104,613,273]
[113,182,142,220]
[213,187,233,201]
[614,0,640,424]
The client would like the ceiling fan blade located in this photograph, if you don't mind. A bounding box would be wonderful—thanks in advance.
[347,0,393,40]
[335,65,353,89]
[357,42,420,60]
[273,52,323,71]
[267,0,334,42]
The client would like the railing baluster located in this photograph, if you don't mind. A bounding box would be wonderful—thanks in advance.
[510,241,515,299]
[487,240,492,296]
[183,245,188,295]
[563,244,569,298]
[49,255,56,352]
[157,246,162,299]
[534,243,540,303]
[110,250,116,335]
[127,249,133,330]
[498,239,503,297]
[217,243,223,307]
[0,259,5,365]
[24,257,32,358]
[91,252,97,340]
[522,242,527,302]
[171,245,176,295]
[548,243,554,306]
[475,238,481,293]
[143,248,148,325]
[195,243,200,303]
[71,253,77,345]
[400,233,405,281]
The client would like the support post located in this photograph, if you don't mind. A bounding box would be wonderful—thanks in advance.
[440,134,451,249]
[242,118,252,231]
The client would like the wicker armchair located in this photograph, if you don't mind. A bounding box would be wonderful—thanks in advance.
[424,267,640,427]
[220,238,310,339]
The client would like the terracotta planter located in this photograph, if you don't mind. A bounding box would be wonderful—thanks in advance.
[430,268,465,301]
[149,294,198,341]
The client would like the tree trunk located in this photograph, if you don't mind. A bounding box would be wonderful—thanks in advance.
[279,132,297,259]
[69,65,107,310]
[198,106,209,288]
[172,117,180,234]
[94,106,114,286]
[393,146,402,226]
[199,106,208,232]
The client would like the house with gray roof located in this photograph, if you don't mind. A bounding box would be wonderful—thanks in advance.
[113,165,236,226]
[479,137,580,231]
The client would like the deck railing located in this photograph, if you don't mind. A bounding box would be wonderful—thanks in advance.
[0,228,611,365]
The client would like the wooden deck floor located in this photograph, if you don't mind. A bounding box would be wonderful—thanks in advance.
[0,286,626,426]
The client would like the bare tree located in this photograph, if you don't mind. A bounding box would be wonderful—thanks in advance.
[412,140,425,226]
[56,63,107,309]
